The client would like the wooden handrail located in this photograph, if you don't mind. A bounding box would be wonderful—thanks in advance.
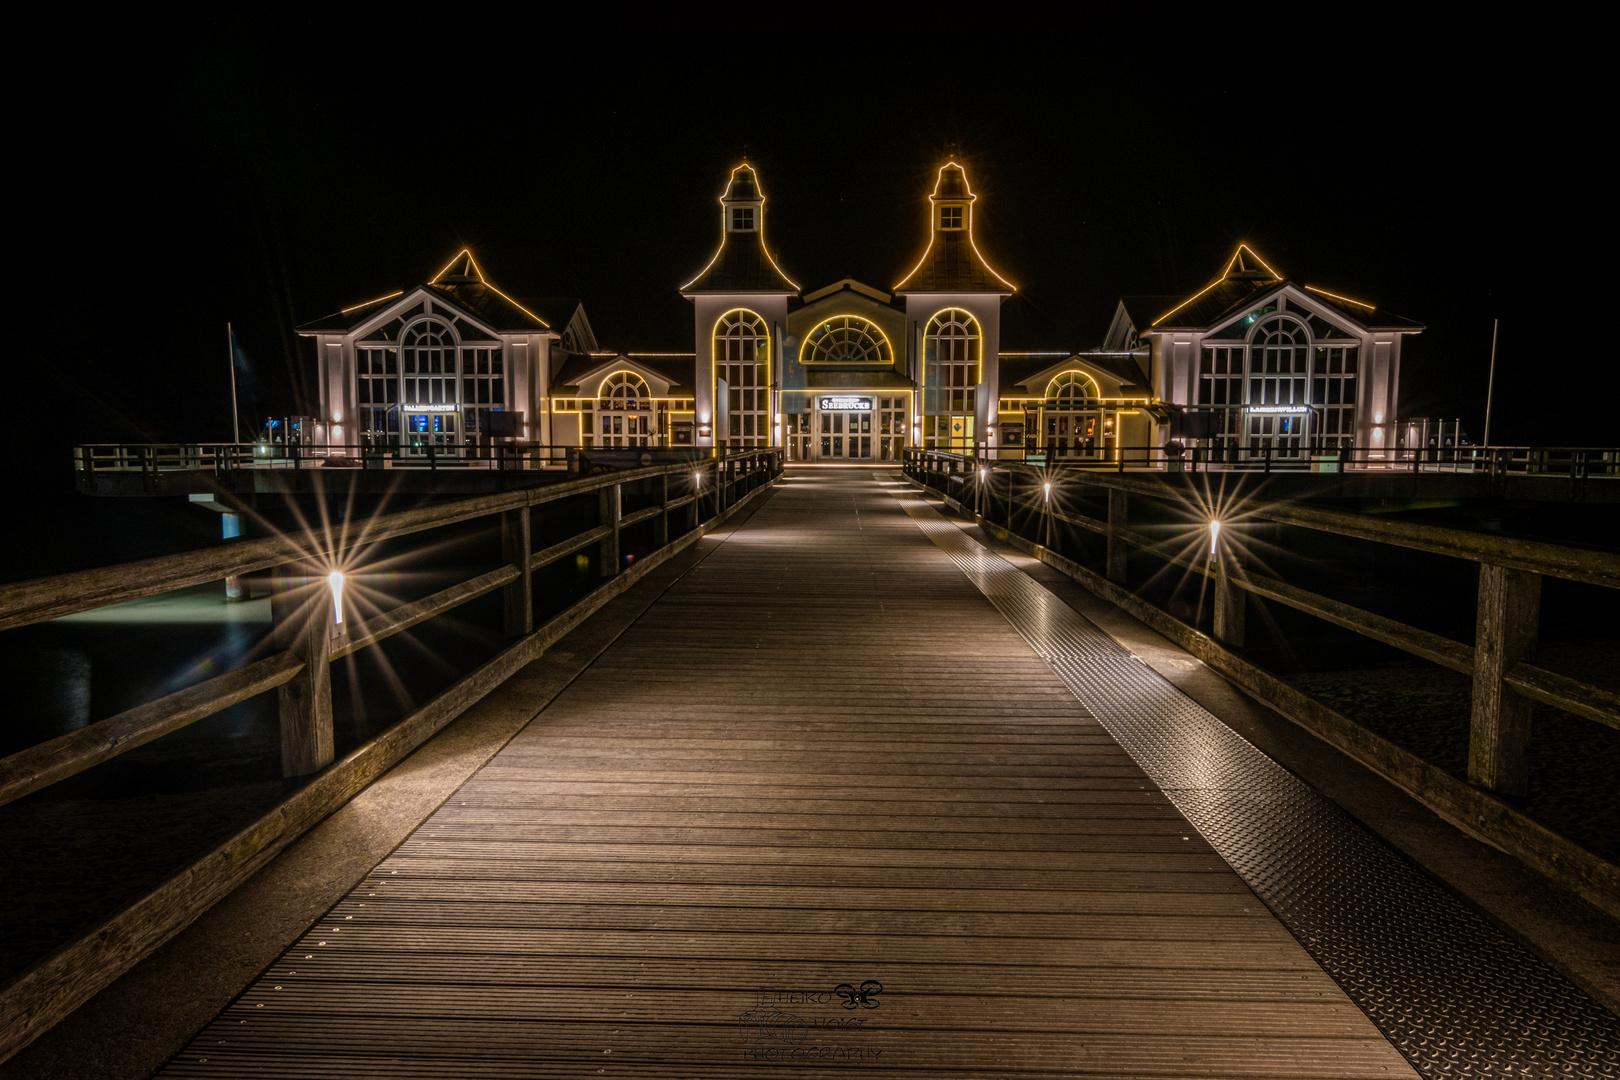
[0,652,305,808]
[0,452,785,1061]
[330,566,520,661]
[915,453,1620,588]
[906,452,1620,737]
[5,451,779,631]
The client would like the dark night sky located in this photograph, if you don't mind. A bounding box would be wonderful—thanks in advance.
[21,15,1609,468]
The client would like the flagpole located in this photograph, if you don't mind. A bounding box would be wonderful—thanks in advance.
[1482,318,1499,446]
[228,322,241,443]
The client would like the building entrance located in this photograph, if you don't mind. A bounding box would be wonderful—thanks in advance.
[811,395,868,461]
[820,409,871,459]
[1042,410,1111,461]
[403,409,458,456]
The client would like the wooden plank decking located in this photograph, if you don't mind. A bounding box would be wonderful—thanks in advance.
[163,469,1416,1078]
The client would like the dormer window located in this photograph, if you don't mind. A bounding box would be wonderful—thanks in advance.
[730,206,756,231]
[939,205,964,230]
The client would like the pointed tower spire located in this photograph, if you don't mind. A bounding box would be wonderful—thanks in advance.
[681,164,798,294]
[894,162,1014,293]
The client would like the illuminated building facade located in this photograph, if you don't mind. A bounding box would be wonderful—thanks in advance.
[301,167,1418,465]
[297,251,594,454]
[682,161,1042,461]
[1103,245,1423,458]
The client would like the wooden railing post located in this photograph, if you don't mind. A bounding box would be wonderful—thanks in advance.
[1043,477,1056,550]
[501,506,532,636]
[1214,541,1246,647]
[599,482,621,578]
[273,572,334,778]
[1106,489,1129,584]
[656,471,670,547]
[1468,563,1541,795]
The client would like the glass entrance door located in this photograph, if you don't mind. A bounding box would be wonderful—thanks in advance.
[598,412,653,447]
[1245,412,1307,459]
[404,411,457,455]
[1044,411,1105,460]
[818,410,872,460]
[878,397,906,461]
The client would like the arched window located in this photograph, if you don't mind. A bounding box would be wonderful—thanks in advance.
[599,371,650,410]
[1044,371,1097,407]
[715,310,769,447]
[802,315,892,365]
[401,318,458,408]
[595,371,653,447]
[1247,317,1309,406]
[925,309,980,414]
[399,318,459,451]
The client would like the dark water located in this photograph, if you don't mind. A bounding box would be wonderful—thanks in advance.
[0,480,646,983]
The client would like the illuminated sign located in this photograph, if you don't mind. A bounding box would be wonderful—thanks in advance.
[818,396,873,411]
[1245,405,1310,415]
[406,404,458,413]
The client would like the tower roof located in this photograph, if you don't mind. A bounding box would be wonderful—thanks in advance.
[681,164,798,296]
[894,162,1014,293]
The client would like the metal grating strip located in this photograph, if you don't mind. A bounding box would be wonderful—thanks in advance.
[891,483,1620,1079]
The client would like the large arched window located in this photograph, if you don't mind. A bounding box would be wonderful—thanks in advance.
[402,319,458,407]
[715,310,768,447]
[925,309,980,415]
[1044,370,1097,407]
[1248,317,1309,406]
[599,371,650,410]
[802,315,892,365]
[399,318,459,451]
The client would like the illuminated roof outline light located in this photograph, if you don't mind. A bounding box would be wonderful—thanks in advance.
[1304,284,1376,310]
[894,161,1015,293]
[1151,243,1282,327]
[682,163,799,294]
[428,247,551,328]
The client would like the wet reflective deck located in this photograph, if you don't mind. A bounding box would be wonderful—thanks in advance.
[162,470,1614,1079]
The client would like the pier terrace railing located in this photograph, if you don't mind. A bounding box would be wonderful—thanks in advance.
[0,448,783,1059]
[987,441,1619,481]
[905,448,1620,914]
[73,441,680,476]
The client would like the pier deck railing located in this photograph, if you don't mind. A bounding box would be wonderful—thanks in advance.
[905,448,1620,914]
[969,441,1620,480]
[0,449,783,1059]
[71,441,689,476]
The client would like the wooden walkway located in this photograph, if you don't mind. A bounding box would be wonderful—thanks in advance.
[163,469,1415,1078]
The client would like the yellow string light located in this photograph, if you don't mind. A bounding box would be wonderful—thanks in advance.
[681,165,800,291]
[428,248,551,328]
[1304,284,1376,310]
[894,162,1015,292]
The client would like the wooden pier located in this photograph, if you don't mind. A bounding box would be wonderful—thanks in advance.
[160,471,1416,1078]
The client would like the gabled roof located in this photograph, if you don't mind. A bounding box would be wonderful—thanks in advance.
[681,165,799,295]
[894,162,1014,294]
[552,353,695,397]
[1115,296,1182,337]
[999,353,1150,398]
[298,249,551,334]
[518,299,598,352]
[794,278,905,313]
[1148,244,1422,333]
